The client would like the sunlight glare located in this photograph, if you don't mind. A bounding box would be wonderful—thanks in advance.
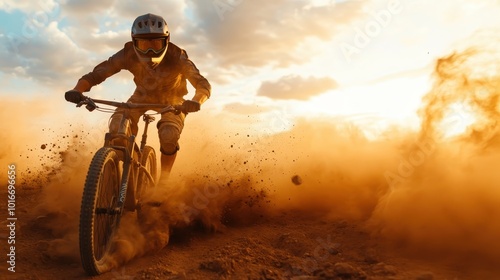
[438,102,476,139]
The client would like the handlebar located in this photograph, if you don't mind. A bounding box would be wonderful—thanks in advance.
[66,91,186,114]
[82,97,183,114]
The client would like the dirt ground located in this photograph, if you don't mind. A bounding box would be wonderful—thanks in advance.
[1,184,499,280]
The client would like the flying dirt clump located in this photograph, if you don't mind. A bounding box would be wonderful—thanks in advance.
[291,175,302,185]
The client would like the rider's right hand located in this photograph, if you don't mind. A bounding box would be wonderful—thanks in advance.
[65,90,85,104]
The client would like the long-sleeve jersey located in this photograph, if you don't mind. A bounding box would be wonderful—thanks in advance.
[79,41,211,105]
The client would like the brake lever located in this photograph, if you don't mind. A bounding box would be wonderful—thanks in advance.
[76,97,97,111]
[159,105,177,115]
[85,98,97,112]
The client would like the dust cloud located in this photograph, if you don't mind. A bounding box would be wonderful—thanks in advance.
[0,97,53,185]
[0,96,108,262]
[370,35,500,266]
[7,34,500,272]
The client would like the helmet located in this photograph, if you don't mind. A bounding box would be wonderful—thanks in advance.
[131,13,170,68]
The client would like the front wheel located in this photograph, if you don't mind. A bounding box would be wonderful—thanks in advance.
[79,147,122,275]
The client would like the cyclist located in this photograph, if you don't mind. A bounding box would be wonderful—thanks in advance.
[65,13,211,184]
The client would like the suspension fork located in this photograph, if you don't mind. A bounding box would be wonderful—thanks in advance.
[140,114,155,152]
[114,135,135,206]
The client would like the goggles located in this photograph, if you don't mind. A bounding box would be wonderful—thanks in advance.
[134,38,167,54]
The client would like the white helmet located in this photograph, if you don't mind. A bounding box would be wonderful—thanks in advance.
[131,13,170,68]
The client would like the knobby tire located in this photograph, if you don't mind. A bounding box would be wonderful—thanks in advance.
[79,147,122,276]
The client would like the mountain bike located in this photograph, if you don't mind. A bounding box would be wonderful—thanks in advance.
[65,91,191,275]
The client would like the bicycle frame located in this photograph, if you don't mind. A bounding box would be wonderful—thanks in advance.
[78,97,181,213]
[104,113,154,211]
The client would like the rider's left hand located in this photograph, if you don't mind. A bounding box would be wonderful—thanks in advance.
[65,90,85,104]
[182,100,201,113]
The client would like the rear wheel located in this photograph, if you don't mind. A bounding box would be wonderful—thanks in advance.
[136,146,157,225]
[79,147,122,275]
[136,146,157,200]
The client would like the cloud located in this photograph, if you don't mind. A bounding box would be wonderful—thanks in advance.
[60,0,115,14]
[0,0,58,14]
[186,0,365,69]
[0,20,90,86]
[257,75,338,100]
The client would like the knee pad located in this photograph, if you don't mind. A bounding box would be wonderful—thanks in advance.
[158,124,180,155]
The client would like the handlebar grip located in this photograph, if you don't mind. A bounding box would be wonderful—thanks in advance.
[175,104,197,114]
[65,90,85,104]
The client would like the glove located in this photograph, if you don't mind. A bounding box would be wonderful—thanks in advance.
[65,90,85,104]
[182,100,201,113]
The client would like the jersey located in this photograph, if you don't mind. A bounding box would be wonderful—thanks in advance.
[79,42,211,105]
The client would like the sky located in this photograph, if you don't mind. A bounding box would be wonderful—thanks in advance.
[1,0,500,136]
